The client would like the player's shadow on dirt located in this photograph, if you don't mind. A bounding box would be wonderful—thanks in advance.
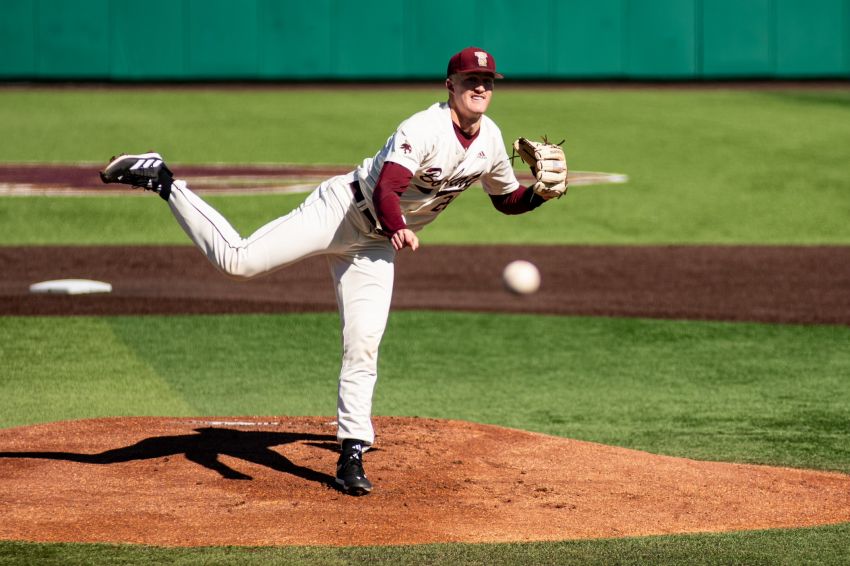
[0,427,338,486]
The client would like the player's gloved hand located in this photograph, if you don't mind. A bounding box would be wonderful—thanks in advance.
[391,228,419,251]
[512,137,568,200]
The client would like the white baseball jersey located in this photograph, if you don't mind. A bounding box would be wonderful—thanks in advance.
[355,102,520,233]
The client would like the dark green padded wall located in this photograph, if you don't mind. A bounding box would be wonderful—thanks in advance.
[1,0,848,80]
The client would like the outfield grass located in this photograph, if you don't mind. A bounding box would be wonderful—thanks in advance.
[1,87,850,244]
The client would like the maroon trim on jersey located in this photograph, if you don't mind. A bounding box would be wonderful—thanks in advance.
[373,161,414,235]
[452,122,480,150]
[489,184,546,215]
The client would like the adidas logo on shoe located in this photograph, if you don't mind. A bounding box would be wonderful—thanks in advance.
[100,152,174,200]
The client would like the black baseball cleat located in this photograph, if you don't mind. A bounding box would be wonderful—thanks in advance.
[335,439,373,496]
[99,152,174,200]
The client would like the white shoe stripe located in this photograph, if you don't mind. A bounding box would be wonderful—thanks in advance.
[129,158,162,170]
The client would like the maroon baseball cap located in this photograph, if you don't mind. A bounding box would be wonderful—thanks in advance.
[446,47,504,79]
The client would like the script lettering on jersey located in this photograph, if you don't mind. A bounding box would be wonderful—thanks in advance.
[444,170,482,191]
[420,167,443,186]
[418,167,483,192]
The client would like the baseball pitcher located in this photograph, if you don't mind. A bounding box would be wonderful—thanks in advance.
[100,46,568,496]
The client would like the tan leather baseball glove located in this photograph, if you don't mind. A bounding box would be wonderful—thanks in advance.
[512,137,568,199]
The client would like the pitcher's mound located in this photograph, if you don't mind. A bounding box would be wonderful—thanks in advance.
[0,416,848,547]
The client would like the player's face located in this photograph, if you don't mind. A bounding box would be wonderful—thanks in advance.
[447,72,494,120]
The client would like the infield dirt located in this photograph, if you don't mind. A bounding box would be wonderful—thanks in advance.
[2,244,849,325]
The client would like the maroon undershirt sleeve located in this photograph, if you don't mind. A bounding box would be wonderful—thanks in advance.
[373,161,414,234]
[490,185,546,215]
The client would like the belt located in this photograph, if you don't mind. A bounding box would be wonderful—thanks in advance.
[350,180,387,236]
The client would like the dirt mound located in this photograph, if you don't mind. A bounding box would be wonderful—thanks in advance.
[1,417,848,547]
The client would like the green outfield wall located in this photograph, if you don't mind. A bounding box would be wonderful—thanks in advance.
[1,0,849,80]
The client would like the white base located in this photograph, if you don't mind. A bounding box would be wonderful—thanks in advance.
[29,279,112,295]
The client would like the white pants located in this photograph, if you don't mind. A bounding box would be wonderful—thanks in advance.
[168,175,395,446]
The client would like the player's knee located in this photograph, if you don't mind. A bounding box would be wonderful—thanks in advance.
[342,330,383,365]
[219,261,262,280]
[215,249,266,280]
[221,268,252,280]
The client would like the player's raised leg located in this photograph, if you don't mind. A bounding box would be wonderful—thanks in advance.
[167,179,359,279]
[101,153,360,279]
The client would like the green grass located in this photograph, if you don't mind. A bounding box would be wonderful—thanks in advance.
[2,87,850,244]
[2,523,849,565]
[1,317,193,422]
[0,194,304,245]
[2,312,848,473]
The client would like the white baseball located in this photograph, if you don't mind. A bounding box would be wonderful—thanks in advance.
[502,260,541,295]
